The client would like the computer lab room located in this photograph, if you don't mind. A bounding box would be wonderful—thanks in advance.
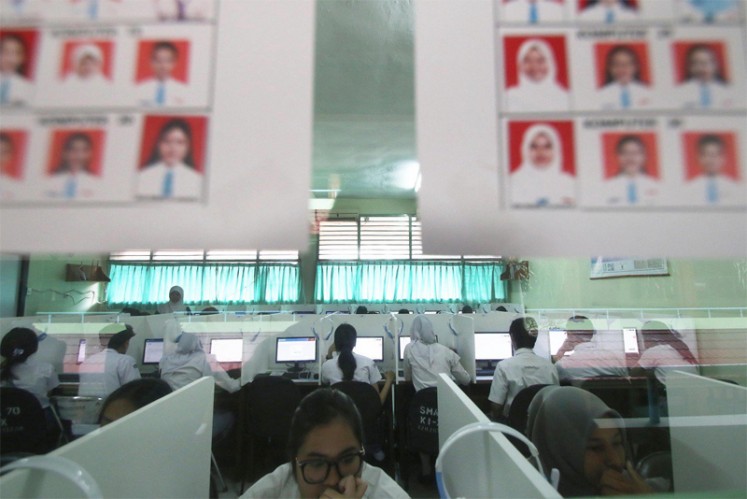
[1,1,746,498]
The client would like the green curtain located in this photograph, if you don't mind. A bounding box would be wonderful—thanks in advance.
[108,263,300,305]
[315,261,506,303]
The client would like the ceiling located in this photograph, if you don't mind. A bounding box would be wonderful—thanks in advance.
[311,0,418,201]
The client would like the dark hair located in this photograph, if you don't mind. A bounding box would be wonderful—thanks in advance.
[604,45,642,85]
[697,134,725,153]
[354,305,368,315]
[495,305,508,312]
[54,132,94,174]
[201,306,219,315]
[641,320,698,366]
[0,132,12,148]
[107,325,135,351]
[287,389,363,469]
[334,324,357,382]
[565,315,595,340]
[615,134,648,176]
[1,327,39,382]
[684,44,725,83]
[587,0,634,8]
[151,41,179,58]
[461,305,474,314]
[98,378,172,424]
[143,119,196,169]
[509,316,538,350]
[398,308,410,314]
[0,35,28,75]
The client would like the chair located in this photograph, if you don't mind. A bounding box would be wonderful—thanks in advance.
[508,384,551,435]
[332,381,389,466]
[401,386,439,488]
[636,451,673,492]
[238,376,302,493]
[50,395,104,441]
[0,387,50,455]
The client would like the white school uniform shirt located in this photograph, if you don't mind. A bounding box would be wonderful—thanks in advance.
[683,175,746,207]
[488,348,559,418]
[136,77,189,107]
[43,172,99,200]
[241,461,408,499]
[403,341,470,392]
[3,355,59,409]
[136,161,202,200]
[578,2,639,22]
[675,80,735,110]
[0,72,33,106]
[78,349,141,398]
[598,81,653,110]
[555,342,628,382]
[159,351,240,393]
[637,344,699,384]
[60,73,112,106]
[502,0,565,23]
[601,174,660,206]
[678,1,742,22]
[321,352,382,386]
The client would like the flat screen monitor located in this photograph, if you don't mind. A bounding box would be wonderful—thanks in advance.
[209,338,243,363]
[622,327,639,354]
[353,336,384,362]
[399,336,411,360]
[275,336,317,363]
[474,332,513,361]
[76,339,87,364]
[548,328,567,356]
[142,338,165,365]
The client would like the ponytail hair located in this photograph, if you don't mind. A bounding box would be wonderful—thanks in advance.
[334,323,357,382]
[1,328,39,382]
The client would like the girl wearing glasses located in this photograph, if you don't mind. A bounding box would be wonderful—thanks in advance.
[242,388,407,498]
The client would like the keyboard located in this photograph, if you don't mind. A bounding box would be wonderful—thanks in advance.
[476,369,494,377]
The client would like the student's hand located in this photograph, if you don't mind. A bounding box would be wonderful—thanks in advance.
[599,462,653,496]
[320,475,368,498]
[384,370,395,382]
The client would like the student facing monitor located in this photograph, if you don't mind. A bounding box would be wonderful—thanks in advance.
[474,332,513,370]
[275,336,317,372]
[353,336,384,362]
[209,338,243,363]
[399,335,438,360]
[142,338,165,365]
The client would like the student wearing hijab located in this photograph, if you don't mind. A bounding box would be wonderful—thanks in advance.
[403,315,470,392]
[78,326,141,398]
[505,38,569,112]
[675,44,734,109]
[0,34,33,106]
[510,123,575,208]
[578,0,638,23]
[501,0,565,23]
[597,45,652,110]
[527,386,659,496]
[46,132,98,200]
[602,135,660,206]
[136,118,202,200]
[60,42,111,105]
[636,320,699,385]
[156,285,191,314]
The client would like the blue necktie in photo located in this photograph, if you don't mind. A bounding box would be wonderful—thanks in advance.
[620,86,631,109]
[528,2,538,23]
[155,82,165,105]
[88,0,99,20]
[0,79,10,104]
[707,177,719,204]
[605,8,615,23]
[65,177,77,199]
[162,170,174,198]
[699,84,711,108]
[627,181,637,204]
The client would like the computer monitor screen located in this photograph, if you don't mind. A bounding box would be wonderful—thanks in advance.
[142,338,165,365]
[76,339,86,364]
[210,338,243,363]
[276,337,317,363]
[399,336,411,360]
[549,328,567,356]
[475,333,513,361]
[622,327,639,354]
[354,336,384,362]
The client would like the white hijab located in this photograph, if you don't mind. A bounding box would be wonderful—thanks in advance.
[157,285,188,314]
[411,315,436,345]
[160,332,205,374]
[506,38,569,111]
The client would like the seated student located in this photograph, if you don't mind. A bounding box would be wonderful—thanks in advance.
[527,385,664,496]
[488,316,559,421]
[241,388,408,498]
[322,324,394,406]
[636,320,699,385]
[403,315,470,392]
[98,378,173,426]
[79,326,141,398]
[554,316,627,383]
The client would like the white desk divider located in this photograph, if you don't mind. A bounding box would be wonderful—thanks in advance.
[667,371,747,494]
[0,377,214,498]
[437,374,560,498]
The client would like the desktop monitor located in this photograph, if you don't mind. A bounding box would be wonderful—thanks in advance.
[76,339,87,364]
[548,328,568,356]
[399,336,411,360]
[474,332,513,362]
[353,336,384,362]
[142,338,165,365]
[275,336,318,364]
[622,327,639,354]
[209,338,243,363]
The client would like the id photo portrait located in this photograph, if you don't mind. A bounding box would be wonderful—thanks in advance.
[0,130,28,201]
[595,43,653,110]
[503,36,570,112]
[43,129,105,201]
[134,39,190,107]
[681,132,744,206]
[0,31,38,107]
[598,133,661,207]
[672,42,736,109]
[58,40,114,105]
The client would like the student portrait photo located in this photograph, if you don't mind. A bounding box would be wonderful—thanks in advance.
[673,42,735,109]
[682,132,744,206]
[44,129,105,200]
[0,130,28,201]
[577,0,639,23]
[678,0,743,23]
[499,0,566,24]
[0,31,38,106]
[595,43,652,110]
[599,132,660,206]
[58,40,114,104]
[508,121,576,207]
[504,36,570,112]
[135,40,190,107]
[136,116,207,200]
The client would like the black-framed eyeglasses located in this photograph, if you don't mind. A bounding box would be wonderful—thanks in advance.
[295,449,365,484]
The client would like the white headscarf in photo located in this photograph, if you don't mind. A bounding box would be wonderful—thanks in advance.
[506,38,569,111]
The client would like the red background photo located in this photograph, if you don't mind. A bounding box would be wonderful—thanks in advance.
[0,30,40,80]
[0,129,28,180]
[672,41,729,84]
[58,40,114,80]
[578,0,638,11]
[138,115,208,173]
[508,121,576,175]
[504,35,570,90]
[134,39,190,83]
[682,132,739,181]
[594,42,651,88]
[601,132,659,179]
[45,129,106,176]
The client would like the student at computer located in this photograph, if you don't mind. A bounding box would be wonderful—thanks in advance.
[156,285,191,314]
[241,388,407,498]
[488,316,559,421]
[98,378,173,426]
[78,327,140,398]
[321,323,394,405]
[636,320,699,385]
[527,386,663,496]
[554,316,627,383]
